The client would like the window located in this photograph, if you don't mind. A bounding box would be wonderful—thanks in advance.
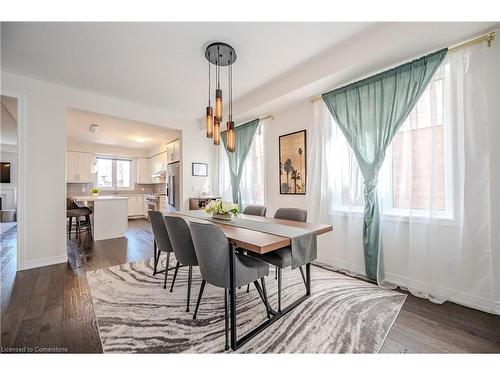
[96,157,132,189]
[97,158,113,188]
[332,68,452,218]
[219,122,266,206]
[391,75,445,211]
[116,160,131,188]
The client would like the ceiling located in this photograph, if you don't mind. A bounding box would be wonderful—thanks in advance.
[1,22,373,122]
[2,22,498,128]
[1,95,17,145]
[66,109,180,150]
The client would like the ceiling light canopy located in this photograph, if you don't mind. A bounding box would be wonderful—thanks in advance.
[204,42,237,152]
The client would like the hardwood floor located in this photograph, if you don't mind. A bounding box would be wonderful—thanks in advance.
[1,219,499,353]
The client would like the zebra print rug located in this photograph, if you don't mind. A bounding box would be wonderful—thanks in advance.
[87,256,405,353]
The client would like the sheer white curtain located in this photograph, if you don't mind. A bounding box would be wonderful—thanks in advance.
[309,39,500,313]
[307,100,366,276]
[217,120,266,207]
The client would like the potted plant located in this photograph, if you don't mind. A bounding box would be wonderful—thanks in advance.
[204,199,239,221]
[91,188,100,197]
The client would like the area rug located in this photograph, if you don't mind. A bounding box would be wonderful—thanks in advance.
[86,256,405,353]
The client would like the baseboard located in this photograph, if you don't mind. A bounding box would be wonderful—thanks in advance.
[23,254,67,270]
[385,272,500,315]
[317,255,500,315]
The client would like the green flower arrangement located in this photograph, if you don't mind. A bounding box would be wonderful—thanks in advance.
[204,199,239,220]
[91,188,100,196]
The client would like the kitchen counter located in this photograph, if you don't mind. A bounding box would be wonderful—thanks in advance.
[74,195,129,201]
[75,196,128,240]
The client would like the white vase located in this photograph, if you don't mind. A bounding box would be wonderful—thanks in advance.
[212,213,232,221]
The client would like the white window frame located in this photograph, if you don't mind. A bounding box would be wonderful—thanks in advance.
[95,156,134,191]
[331,73,456,224]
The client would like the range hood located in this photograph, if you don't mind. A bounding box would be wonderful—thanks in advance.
[151,169,166,179]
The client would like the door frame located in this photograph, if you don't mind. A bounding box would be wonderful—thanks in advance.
[1,90,26,271]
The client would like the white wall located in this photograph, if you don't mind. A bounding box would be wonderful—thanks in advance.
[1,71,212,270]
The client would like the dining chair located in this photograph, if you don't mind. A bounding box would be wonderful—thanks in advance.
[242,205,267,217]
[189,221,271,350]
[164,215,199,313]
[66,197,93,244]
[148,210,174,288]
[249,208,308,312]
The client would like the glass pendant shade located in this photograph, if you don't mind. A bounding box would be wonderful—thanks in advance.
[213,119,221,145]
[226,121,235,152]
[215,89,223,122]
[206,106,214,138]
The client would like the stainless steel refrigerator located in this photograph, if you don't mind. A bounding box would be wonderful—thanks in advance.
[167,161,180,210]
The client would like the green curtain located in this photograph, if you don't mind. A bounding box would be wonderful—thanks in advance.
[322,48,447,281]
[221,118,260,210]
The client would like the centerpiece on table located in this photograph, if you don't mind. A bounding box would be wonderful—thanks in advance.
[204,199,239,221]
[91,188,100,197]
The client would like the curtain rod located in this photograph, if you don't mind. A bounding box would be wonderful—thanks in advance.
[259,114,273,121]
[309,31,496,103]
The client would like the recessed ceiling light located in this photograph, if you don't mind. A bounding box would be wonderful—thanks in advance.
[133,137,146,143]
[89,124,99,133]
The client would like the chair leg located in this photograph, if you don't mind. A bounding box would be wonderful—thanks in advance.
[275,266,278,279]
[253,279,270,319]
[261,277,271,319]
[76,218,81,245]
[163,252,171,289]
[86,214,93,240]
[277,268,282,312]
[193,279,206,320]
[299,266,307,288]
[153,240,158,275]
[224,288,229,351]
[186,266,193,312]
[68,217,72,239]
[170,261,180,292]
[246,284,250,293]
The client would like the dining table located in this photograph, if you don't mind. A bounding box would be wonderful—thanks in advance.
[165,210,333,351]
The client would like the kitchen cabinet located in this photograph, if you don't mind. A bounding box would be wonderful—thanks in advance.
[127,195,147,217]
[159,196,167,211]
[66,151,93,183]
[136,158,151,184]
[166,140,180,163]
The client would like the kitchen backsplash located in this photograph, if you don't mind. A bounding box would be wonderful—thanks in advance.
[67,183,166,196]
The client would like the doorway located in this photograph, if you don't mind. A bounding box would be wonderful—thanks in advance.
[1,93,24,273]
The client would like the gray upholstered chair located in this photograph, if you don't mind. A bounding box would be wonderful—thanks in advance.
[250,208,308,312]
[242,205,267,217]
[164,215,199,313]
[189,221,271,349]
[148,210,174,288]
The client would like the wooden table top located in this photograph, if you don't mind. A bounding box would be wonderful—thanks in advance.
[168,212,333,254]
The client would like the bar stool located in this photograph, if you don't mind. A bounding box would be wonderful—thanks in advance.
[66,197,93,244]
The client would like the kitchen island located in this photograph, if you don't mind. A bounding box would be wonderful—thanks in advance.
[74,195,128,241]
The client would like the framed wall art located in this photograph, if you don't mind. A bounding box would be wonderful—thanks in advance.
[279,130,306,195]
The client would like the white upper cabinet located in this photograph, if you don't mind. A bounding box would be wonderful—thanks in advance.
[166,139,180,163]
[66,151,93,183]
[136,157,151,184]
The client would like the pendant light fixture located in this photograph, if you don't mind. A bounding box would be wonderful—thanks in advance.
[204,42,237,150]
[205,58,213,138]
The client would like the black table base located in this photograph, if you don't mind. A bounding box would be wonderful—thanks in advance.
[228,242,311,351]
